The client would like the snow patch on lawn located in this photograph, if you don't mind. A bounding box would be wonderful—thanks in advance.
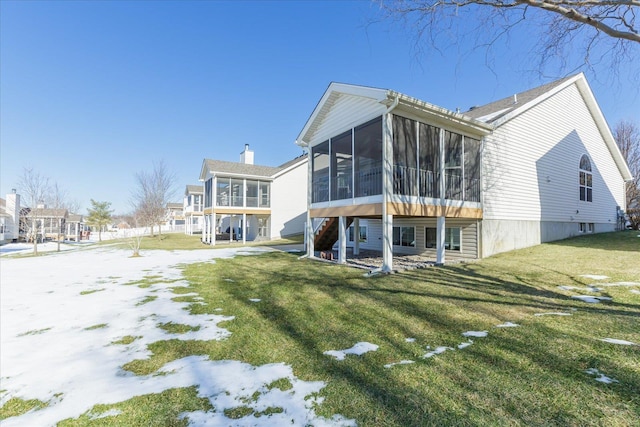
[384,360,415,369]
[585,368,618,384]
[0,241,78,255]
[558,285,601,292]
[89,409,122,420]
[572,295,612,303]
[323,342,379,361]
[0,246,354,427]
[496,322,519,328]
[579,275,609,280]
[422,346,454,358]
[462,331,488,338]
[534,312,573,316]
[595,282,640,287]
[599,338,638,346]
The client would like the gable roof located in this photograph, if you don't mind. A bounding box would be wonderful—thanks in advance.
[466,73,632,181]
[185,184,204,195]
[201,159,280,180]
[296,82,492,147]
[464,75,575,123]
[200,154,308,181]
[67,214,83,222]
[26,208,68,218]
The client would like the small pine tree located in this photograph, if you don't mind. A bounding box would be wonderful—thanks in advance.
[86,200,113,242]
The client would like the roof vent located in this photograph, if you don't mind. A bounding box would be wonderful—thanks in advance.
[468,105,479,111]
[513,94,518,104]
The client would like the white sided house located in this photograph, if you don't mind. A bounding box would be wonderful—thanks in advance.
[0,191,21,244]
[296,74,632,271]
[183,184,204,235]
[200,144,308,245]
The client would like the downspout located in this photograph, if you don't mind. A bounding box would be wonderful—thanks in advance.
[385,94,400,115]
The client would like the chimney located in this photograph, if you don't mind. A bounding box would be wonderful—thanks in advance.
[6,192,21,240]
[240,144,254,165]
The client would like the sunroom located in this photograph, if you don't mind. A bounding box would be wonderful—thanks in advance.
[297,83,492,271]
[200,158,277,245]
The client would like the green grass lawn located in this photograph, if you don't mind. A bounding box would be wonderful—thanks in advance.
[105,231,304,251]
[5,231,639,426]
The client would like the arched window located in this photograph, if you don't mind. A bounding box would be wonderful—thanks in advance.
[579,155,592,202]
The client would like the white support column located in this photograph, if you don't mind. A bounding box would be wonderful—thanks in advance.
[203,215,207,243]
[436,216,445,265]
[305,146,314,258]
[338,216,347,264]
[382,111,394,273]
[242,213,246,245]
[353,218,360,256]
[306,211,314,257]
[213,215,217,243]
[437,127,446,265]
[382,214,393,272]
[211,215,216,245]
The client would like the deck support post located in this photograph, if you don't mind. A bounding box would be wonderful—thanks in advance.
[353,218,360,256]
[338,216,347,264]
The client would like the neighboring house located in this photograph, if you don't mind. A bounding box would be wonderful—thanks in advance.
[165,202,185,231]
[200,144,308,244]
[295,74,633,271]
[183,184,204,235]
[66,214,85,241]
[0,191,21,244]
[23,206,69,242]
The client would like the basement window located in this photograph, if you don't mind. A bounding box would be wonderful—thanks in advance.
[393,226,415,247]
[348,225,367,243]
[425,227,461,251]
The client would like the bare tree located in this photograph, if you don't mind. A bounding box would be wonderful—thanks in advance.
[614,119,640,228]
[125,212,146,257]
[16,168,51,255]
[47,182,70,252]
[380,1,639,75]
[131,160,176,237]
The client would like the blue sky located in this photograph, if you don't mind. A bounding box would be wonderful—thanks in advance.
[1,0,638,214]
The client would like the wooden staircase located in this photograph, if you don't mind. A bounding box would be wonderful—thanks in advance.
[314,217,354,251]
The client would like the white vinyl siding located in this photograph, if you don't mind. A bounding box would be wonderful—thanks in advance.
[354,218,478,259]
[270,159,308,238]
[310,93,386,147]
[483,83,626,224]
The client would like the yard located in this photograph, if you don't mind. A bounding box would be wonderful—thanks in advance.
[1,231,638,426]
